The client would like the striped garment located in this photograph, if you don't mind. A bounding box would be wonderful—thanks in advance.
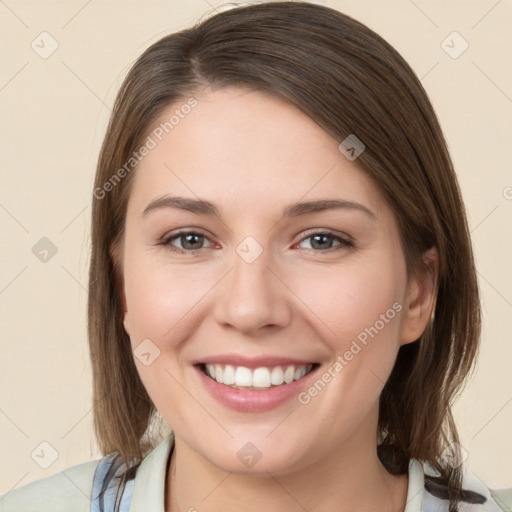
[90,437,509,512]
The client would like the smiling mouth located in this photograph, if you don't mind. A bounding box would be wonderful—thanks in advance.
[197,362,319,390]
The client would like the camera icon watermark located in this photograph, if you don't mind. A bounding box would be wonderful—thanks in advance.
[439,441,469,469]
[31,441,59,469]
[237,442,262,468]
[31,31,59,59]
[32,237,58,263]
[441,31,469,59]
[133,338,161,366]
[236,236,263,264]
[338,134,365,161]
[503,187,512,200]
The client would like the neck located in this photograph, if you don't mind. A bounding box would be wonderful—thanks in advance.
[164,420,408,512]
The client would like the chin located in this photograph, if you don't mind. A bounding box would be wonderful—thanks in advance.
[197,438,307,476]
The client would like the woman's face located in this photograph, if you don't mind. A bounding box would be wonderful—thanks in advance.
[117,86,434,475]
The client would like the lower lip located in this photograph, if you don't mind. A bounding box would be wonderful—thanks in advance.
[194,365,319,412]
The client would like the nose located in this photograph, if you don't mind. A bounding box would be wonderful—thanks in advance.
[213,246,293,335]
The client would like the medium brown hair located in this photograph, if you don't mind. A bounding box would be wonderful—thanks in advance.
[88,2,480,509]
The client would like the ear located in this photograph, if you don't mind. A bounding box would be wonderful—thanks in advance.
[400,247,438,346]
[109,242,130,335]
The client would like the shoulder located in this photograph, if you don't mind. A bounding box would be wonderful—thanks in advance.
[0,434,174,512]
[0,458,101,512]
[413,460,512,512]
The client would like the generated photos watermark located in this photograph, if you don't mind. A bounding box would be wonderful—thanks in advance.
[93,96,198,200]
[297,301,402,405]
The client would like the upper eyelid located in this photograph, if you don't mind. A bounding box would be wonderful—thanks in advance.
[292,231,353,250]
[163,229,215,247]
[297,227,352,242]
[163,228,352,249]
[162,227,210,241]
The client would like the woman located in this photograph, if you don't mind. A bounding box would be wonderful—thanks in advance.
[1,2,508,511]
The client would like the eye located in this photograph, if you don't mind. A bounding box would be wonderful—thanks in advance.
[160,229,352,254]
[161,230,216,253]
[295,230,353,252]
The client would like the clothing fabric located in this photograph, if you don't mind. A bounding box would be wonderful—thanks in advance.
[0,434,509,512]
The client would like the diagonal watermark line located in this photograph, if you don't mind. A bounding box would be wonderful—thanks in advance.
[61,406,94,439]
[164,163,233,234]
[470,204,499,233]
[61,392,107,439]
[472,61,512,104]
[420,61,439,82]
[267,164,336,234]
[0,472,30,502]
[471,395,512,439]
[60,205,88,233]
[0,407,29,438]
[470,470,493,490]
[61,265,87,293]
[266,266,336,335]
[407,0,439,28]
[201,0,219,14]
[368,367,386,385]
[266,473,309,511]
[0,1,29,28]
[0,266,28,296]
[404,486,424,510]
[0,62,29,92]
[164,267,233,337]
[61,265,104,308]
[477,271,512,309]
[470,471,512,512]
[61,471,95,505]
[61,0,93,29]
[488,486,512,511]
[163,367,233,438]
[201,472,232,503]
[61,61,111,110]
[0,203,29,232]
[265,409,295,438]
[471,0,503,29]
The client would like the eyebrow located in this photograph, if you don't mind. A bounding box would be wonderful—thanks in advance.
[142,195,376,221]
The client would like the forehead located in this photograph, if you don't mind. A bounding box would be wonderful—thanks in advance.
[127,86,388,220]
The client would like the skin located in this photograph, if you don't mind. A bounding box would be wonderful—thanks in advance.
[113,86,438,512]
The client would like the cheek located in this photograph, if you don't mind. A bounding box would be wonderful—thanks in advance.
[286,257,406,353]
[286,261,406,435]
[122,249,219,344]
[121,251,218,411]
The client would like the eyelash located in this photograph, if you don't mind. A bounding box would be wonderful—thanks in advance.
[160,229,353,255]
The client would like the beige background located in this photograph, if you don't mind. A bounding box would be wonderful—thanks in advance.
[0,0,511,496]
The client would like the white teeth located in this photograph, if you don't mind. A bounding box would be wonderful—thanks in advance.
[223,364,235,385]
[234,366,252,387]
[270,366,284,385]
[284,366,295,384]
[203,363,314,389]
[252,367,271,388]
[294,366,306,380]
[214,364,223,382]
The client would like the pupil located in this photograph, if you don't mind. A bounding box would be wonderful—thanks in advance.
[183,234,203,250]
[311,234,332,250]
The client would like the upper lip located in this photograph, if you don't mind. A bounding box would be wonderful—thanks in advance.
[193,354,318,369]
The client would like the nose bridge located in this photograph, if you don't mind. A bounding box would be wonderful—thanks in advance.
[213,236,291,334]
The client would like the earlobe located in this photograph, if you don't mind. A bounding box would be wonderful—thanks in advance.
[123,312,131,336]
[400,247,438,346]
